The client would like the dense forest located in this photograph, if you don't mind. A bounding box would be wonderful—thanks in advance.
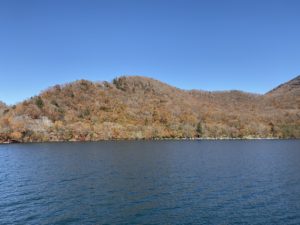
[0,75,299,143]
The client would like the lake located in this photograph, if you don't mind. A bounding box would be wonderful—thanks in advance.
[0,140,300,224]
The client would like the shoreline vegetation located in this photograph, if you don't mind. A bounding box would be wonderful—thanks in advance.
[1,137,297,145]
[0,75,299,143]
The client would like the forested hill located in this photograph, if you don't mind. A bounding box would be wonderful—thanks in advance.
[0,75,299,142]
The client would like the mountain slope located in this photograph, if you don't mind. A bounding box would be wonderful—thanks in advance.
[265,75,300,109]
[0,101,7,117]
[267,75,300,96]
[0,75,299,142]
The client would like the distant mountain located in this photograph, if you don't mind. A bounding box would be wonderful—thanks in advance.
[0,75,299,143]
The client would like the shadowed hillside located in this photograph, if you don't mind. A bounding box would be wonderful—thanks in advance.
[0,75,299,142]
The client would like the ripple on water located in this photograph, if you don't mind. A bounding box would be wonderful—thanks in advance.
[0,140,300,225]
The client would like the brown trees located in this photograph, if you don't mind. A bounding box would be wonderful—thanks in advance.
[0,75,299,142]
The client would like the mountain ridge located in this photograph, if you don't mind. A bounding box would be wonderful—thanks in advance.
[0,75,299,142]
[266,75,300,95]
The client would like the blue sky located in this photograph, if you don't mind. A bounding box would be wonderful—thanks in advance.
[0,0,299,105]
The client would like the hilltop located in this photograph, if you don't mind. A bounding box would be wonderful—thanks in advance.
[0,75,299,142]
[265,75,300,109]
[267,75,300,96]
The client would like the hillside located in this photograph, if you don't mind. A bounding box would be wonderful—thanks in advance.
[265,75,300,109]
[0,75,299,142]
[267,75,300,96]
[0,101,7,117]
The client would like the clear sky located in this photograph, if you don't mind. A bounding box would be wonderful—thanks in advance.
[0,0,299,105]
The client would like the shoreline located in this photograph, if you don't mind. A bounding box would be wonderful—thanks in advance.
[1,137,298,145]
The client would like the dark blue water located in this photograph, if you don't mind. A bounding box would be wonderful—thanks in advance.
[0,140,300,225]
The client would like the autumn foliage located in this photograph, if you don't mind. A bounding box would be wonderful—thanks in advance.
[0,75,299,143]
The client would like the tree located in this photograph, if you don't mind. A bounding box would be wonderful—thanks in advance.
[196,121,203,137]
[269,122,275,137]
[35,97,44,109]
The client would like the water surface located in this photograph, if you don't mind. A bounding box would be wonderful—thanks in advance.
[1,140,300,224]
